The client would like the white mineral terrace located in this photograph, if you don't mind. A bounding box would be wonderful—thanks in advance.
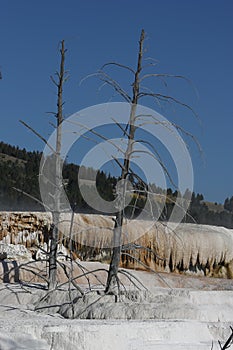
[0,273,233,350]
[1,212,233,278]
[1,212,233,349]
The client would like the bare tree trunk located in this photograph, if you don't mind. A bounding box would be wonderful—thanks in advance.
[49,40,66,290]
[105,30,145,293]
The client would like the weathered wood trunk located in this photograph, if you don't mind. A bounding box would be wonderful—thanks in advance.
[105,30,145,293]
[48,40,66,290]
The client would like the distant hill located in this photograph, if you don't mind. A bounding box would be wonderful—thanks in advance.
[0,141,116,212]
[0,140,233,228]
[203,201,224,213]
[0,152,26,165]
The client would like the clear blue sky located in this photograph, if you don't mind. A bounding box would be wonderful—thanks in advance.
[0,0,232,203]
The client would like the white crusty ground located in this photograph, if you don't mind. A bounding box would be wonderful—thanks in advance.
[0,262,233,350]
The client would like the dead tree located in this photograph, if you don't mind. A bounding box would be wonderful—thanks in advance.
[105,30,145,293]
[95,29,198,294]
[48,40,66,289]
[20,41,67,290]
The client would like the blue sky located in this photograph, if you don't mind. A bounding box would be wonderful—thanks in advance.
[0,0,232,203]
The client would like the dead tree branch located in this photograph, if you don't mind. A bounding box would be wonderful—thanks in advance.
[217,327,233,349]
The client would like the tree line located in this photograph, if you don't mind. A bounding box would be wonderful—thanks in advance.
[0,141,116,212]
[0,140,233,228]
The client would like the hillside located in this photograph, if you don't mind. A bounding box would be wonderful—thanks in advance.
[0,141,233,227]
[0,141,116,212]
[0,152,26,165]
